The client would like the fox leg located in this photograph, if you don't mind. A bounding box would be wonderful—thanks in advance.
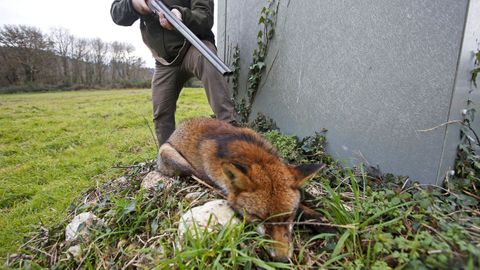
[157,143,196,177]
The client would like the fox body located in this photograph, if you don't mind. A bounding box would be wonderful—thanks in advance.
[157,117,323,260]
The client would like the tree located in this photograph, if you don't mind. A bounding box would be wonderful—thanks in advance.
[0,24,151,90]
[71,38,88,84]
[50,27,74,83]
[90,38,109,84]
[0,25,53,83]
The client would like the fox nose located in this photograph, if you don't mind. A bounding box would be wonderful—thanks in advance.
[273,254,290,263]
[268,249,289,262]
[267,243,292,262]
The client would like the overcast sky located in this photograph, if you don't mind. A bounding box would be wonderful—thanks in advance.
[0,0,218,67]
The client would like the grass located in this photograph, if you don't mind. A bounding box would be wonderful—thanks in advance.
[0,88,212,260]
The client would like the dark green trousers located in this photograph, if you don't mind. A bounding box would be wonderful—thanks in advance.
[151,41,235,145]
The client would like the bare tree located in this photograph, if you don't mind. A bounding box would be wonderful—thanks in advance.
[109,41,138,81]
[50,27,74,83]
[110,41,125,81]
[0,25,53,83]
[0,24,151,90]
[90,38,109,84]
[71,38,88,84]
[0,47,19,84]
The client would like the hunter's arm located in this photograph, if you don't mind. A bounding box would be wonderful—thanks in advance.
[171,0,214,35]
[111,0,141,26]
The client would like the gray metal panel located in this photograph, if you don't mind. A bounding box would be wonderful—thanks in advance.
[439,0,480,184]
[219,0,471,184]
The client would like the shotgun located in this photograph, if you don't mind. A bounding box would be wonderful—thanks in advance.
[147,0,233,76]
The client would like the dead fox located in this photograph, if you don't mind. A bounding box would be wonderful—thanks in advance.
[157,117,324,261]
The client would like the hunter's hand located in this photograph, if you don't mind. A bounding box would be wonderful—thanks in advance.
[159,9,182,30]
[132,0,151,15]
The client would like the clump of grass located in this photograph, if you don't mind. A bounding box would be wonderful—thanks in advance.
[312,173,479,269]
[160,219,291,269]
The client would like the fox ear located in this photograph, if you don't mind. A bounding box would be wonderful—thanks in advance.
[221,162,251,192]
[290,163,325,188]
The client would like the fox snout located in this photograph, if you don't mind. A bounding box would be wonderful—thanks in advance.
[264,223,294,261]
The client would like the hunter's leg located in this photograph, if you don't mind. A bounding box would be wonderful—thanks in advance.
[151,63,183,146]
[182,41,236,123]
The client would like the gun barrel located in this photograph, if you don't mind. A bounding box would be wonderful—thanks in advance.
[148,0,233,76]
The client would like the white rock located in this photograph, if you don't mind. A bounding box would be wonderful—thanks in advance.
[67,245,82,261]
[178,200,240,240]
[112,176,128,186]
[184,192,204,202]
[65,212,105,242]
[141,171,170,190]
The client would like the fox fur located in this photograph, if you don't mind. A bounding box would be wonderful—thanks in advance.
[156,117,324,260]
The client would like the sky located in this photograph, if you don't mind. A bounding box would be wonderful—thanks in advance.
[0,0,218,67]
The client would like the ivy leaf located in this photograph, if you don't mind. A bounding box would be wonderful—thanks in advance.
[474,161,480,169]
[259,16,266,25]
[257,62,266,70]
[472,68,480,87]
[257,30,263,39]
[267,29,275,39]
[469,108,476,122]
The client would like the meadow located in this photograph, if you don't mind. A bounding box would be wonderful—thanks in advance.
[0,88,212,259]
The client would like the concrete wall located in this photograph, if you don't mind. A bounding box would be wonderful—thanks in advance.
[217,0,478,184]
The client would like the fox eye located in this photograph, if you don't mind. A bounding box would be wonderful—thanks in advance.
[225,170,235,179]
[233,162,248,175]
[247,212,262,221]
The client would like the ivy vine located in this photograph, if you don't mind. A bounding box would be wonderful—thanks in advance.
[231,46,240,100]
[232,0,279,124]
[452,49,480,193]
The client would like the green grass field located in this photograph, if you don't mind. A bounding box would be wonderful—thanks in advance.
[0,88,212,259]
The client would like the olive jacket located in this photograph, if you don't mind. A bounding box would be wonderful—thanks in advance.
[111,0,215,65]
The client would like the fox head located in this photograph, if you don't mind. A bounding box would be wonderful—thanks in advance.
[220,160,323,261]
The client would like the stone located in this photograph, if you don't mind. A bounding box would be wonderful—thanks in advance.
[184,191,204,202]
[65,212,105,242]
[67,245,82,261]
[112,176,128,186]
[178,200,240,240]
[141,171,172,190]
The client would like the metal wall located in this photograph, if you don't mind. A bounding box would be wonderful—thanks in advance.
[217,0,477,184]
[439,0,480,183]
